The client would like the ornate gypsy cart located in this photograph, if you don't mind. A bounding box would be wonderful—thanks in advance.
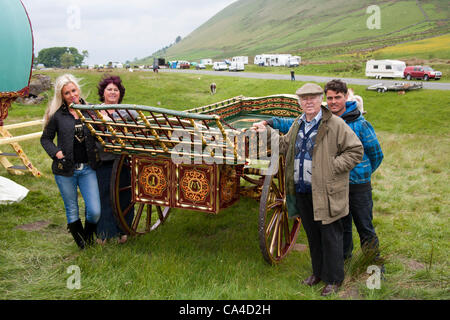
[73,94,303,264]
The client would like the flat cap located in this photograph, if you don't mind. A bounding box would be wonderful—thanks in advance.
[295,83,323,96]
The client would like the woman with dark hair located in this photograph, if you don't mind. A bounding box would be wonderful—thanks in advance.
[41,74,101,249]
[95,75,135,244]
[97,75,126,104]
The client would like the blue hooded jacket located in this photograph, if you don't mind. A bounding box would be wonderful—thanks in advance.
[268,101,383,186]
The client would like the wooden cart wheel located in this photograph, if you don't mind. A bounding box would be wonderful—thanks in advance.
[258,155,302,264]
[111,154,170,236]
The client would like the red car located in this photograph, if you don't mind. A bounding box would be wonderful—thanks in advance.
[403,66,442,81]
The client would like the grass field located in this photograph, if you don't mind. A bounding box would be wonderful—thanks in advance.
[0,69,449,300]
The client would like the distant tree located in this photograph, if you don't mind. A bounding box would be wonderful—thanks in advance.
[175,36,182,43]
[67,47,84,66]
[37,47,85,67]
[37,47,66,67]
[81,50,89,64]
[60,52,75,68]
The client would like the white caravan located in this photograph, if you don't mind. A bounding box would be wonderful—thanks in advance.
[288,56,301,67]
[365,59,406,79]
[229,61,245,71]
[254,54,300,67]
[232,56,249,65]
[200,58,213,65]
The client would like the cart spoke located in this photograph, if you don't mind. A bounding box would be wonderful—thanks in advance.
[132,204,144,231]
[144,204,151,232]
[269,212,281,257]
[278,164,285,194]
[265,208,280,238]
[119,185,132,192]
[156,206,164,222]
[122,201,135,218]
[270,180,282,198]
[282,211,291,246]
[266,199,283,210]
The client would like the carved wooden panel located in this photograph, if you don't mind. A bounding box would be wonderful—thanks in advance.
[175,164,218,213]
[132,156,171,206]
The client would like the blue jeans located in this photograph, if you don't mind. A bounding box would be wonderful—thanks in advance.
[343,189,379,259]
[54,165,101,224]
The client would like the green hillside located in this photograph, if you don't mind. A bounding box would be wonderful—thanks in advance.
[139,0,449,63]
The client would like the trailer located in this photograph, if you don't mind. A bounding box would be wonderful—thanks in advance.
[229,61,245,71]
[232,56,249,65]
[366,82,423,93]
[200,59,213,66]
[365,59,406,79]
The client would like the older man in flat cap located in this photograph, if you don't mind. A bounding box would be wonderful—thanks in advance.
[253,83,363,296]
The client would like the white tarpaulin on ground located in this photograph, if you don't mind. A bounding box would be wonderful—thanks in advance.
[0,176,29,204]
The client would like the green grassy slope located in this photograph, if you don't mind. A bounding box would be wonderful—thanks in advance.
[140,0,449,63]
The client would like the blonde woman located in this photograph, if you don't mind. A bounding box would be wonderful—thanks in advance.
[40,74,100,249]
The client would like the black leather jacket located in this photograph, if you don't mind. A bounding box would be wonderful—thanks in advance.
[40,100,100,176]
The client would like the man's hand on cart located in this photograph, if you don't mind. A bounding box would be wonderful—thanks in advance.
[251,120,268,132]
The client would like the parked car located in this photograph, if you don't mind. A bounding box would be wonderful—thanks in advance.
[213,62,228,71]
[403,66,442,81]
[179,62,190,69]
[197,63,206,69]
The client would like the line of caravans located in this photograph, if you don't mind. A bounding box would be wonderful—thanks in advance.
[365,59,406,79]
[254,54,301,67]
[202,54,301,70]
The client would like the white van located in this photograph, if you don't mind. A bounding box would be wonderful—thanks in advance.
[229,61,244,72]
[232,56,249,64]
[365,59,406,79]
[213,62,228,71]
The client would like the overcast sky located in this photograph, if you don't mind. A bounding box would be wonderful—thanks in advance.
[21,0,237,65]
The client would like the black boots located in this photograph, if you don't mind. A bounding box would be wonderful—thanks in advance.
[67,220,97,249]
[67,219,86,249]
[84,221,97,246]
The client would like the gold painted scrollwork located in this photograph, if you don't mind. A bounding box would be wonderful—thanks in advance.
[180,169,210,203]
[139,165,167,196]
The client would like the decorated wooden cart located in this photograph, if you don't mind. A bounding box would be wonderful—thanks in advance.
[73,94,304,264]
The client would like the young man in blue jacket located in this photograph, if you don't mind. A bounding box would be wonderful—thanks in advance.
[253,80,383,262]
